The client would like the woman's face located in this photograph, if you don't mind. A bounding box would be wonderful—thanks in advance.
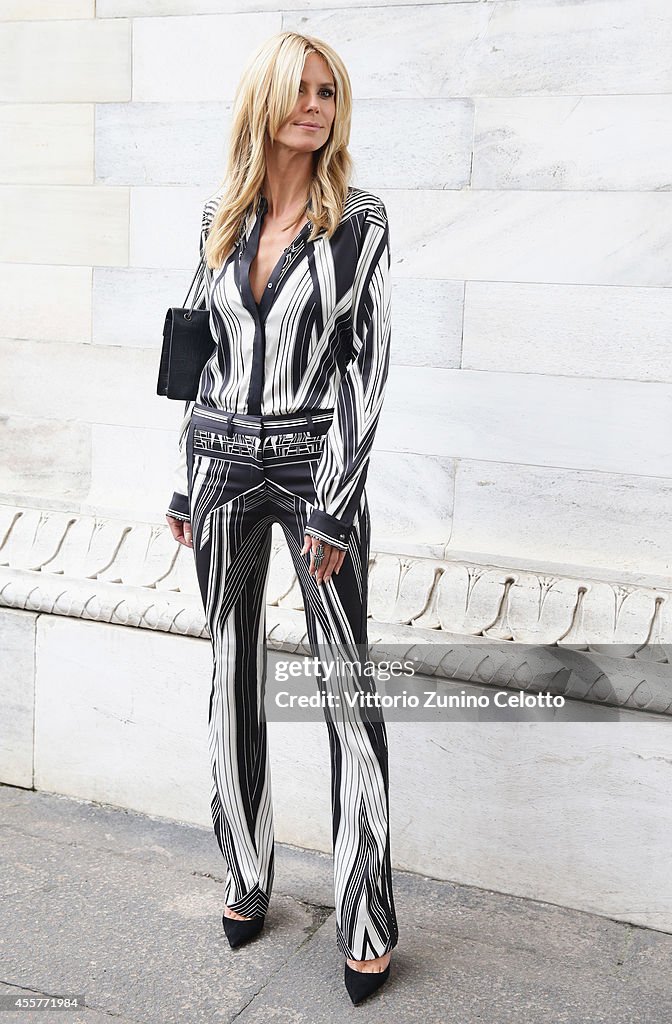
[276,53,336,152]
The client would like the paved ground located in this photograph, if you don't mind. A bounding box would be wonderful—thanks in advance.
[1,784,671,1023]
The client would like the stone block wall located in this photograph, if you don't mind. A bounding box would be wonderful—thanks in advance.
[1,0,670,576]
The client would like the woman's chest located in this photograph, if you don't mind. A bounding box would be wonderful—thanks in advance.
[211,213,361,327]
[248,218,310,306]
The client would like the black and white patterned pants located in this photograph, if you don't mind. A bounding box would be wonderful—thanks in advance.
[186,402,399,961]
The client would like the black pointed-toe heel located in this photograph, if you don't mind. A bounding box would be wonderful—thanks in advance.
[344,959,391,1005]
[221,911,265,949]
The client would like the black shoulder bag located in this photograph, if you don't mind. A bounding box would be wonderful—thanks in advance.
[156,253,216,401]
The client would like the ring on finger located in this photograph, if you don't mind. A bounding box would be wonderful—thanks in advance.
[313,542,325,569]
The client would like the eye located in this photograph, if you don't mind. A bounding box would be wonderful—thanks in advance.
[299,86,335,99]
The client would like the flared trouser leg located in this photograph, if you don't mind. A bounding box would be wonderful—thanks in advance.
[187,417,276,918]
[266,438,399,961]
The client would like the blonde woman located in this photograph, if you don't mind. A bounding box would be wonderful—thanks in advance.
[165,31,398,1005]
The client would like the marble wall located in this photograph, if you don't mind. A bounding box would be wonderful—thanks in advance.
[1,0,671,576]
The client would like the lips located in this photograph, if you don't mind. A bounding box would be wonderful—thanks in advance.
[294,122,321,129]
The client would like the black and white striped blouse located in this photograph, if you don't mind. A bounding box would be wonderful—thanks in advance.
[167,184,391,551]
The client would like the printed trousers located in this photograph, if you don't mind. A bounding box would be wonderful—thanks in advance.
[185,402,399,961]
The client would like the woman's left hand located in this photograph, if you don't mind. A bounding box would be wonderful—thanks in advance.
[302,534,347,585]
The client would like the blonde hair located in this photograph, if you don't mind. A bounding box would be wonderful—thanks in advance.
[203,31,354,270]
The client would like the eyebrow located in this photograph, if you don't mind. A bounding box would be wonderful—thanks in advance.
[300,78,335,87]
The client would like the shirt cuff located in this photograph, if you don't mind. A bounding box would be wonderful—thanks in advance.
[304,509,350,550]
[167,491,190,522]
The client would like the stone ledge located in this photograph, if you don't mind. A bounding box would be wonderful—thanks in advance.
[1,503,671,716]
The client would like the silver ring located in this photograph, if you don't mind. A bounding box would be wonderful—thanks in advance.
[313,542,325,568]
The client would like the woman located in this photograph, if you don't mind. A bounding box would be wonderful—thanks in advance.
[165,31,398,1005]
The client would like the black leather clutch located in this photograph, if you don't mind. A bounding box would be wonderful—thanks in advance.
[157,257,216,401]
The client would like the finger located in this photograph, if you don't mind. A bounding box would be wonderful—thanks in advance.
[315,542,337,584]
[320,548,340,583]
[317,545,338,583]
[310,537,328,580]
[183,523,193,548]
[304,534,318,558]
[308,536,321,575]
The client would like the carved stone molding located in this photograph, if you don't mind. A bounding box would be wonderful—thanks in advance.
[1,504,670,715]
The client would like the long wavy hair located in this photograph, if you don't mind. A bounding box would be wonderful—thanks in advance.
[203,31,354,270]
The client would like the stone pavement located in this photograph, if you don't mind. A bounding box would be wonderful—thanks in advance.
[1,784,670,1023]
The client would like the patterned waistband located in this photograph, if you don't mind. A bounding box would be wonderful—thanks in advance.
[191,403,334,436]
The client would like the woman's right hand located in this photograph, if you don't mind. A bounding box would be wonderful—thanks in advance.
[166,515,193,548]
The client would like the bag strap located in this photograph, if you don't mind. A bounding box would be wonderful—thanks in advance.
[182,194,222,311]
[182,255,206,312]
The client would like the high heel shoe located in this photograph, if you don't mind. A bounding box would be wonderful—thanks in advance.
[343,958,391,1005]
[221,911,265,949]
